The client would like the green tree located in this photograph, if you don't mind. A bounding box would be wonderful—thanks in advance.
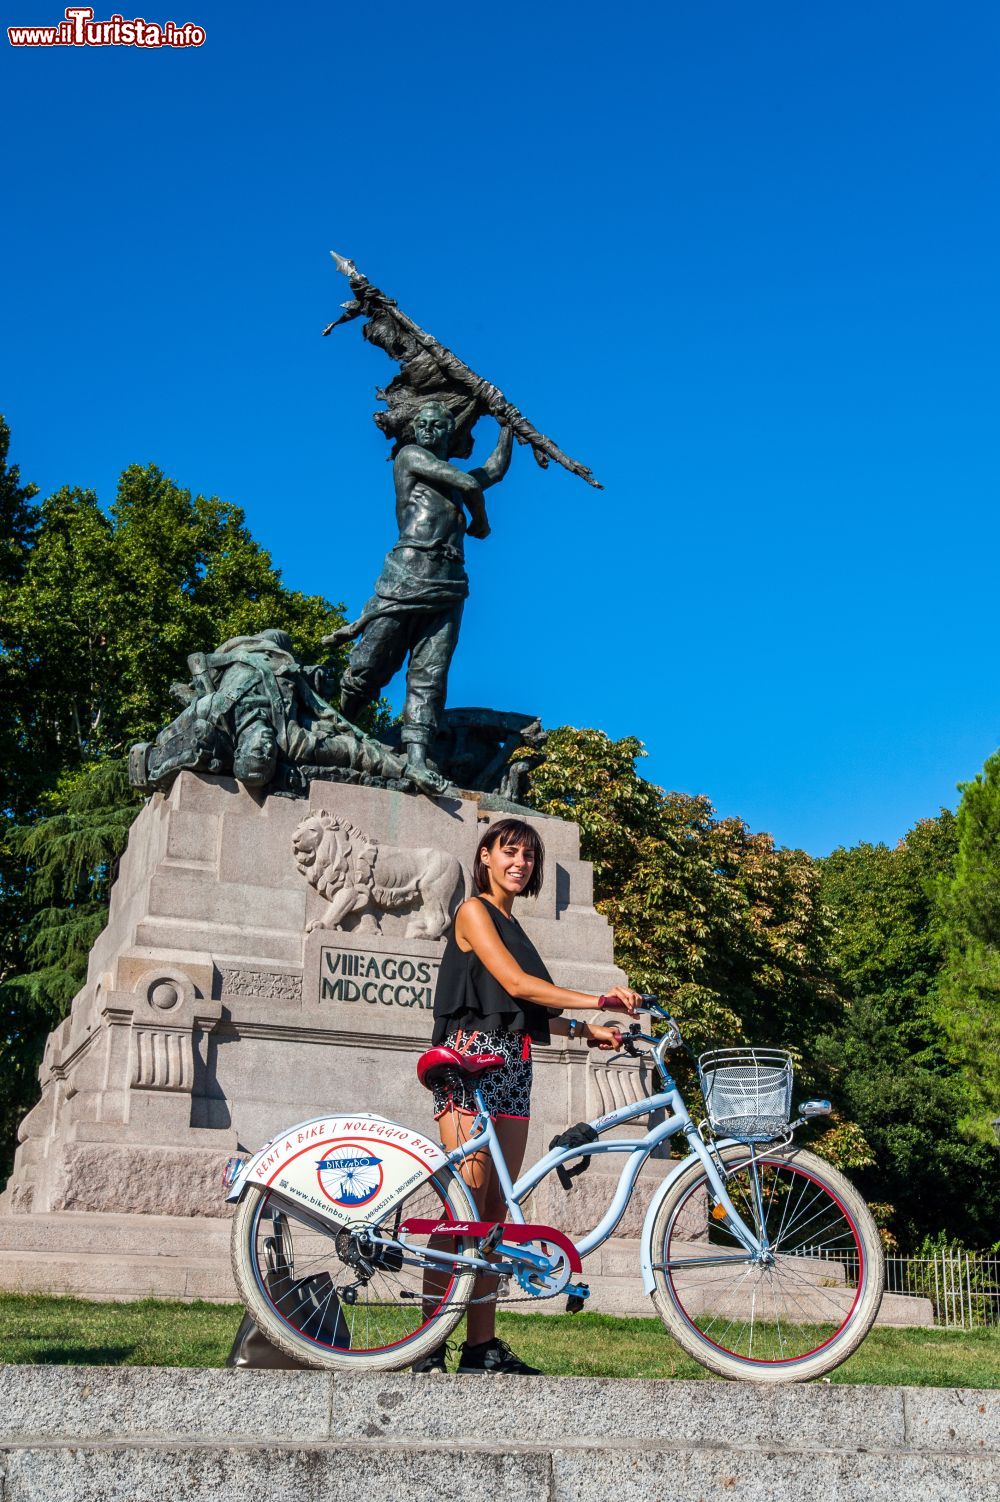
[821,816,955,1037]
[816,813,1000,1248]
[0,416,38,587]
[526,727,837,1060]
[5,465,341,765]
[0,443,346,1177]
[936,751,1000,1143]
[0,415,41,848]
[704,815,839,1064]
[526,727,737,1045]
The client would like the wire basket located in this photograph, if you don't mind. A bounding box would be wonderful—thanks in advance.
[697,1048,794,1141]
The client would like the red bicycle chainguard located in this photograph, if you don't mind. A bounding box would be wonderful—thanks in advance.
[398,1218,583,1274]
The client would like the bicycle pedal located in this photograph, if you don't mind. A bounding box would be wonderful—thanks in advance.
[565,1283,590,1314]
[481,1223,505,1254]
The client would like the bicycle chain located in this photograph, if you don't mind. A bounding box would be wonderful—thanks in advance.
[406,1287,566,1309]
[346,1278,572,1310]
[377,1197,576,1308]
[448,1283,557,1309]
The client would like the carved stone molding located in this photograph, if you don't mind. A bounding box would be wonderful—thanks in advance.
[587,1057,653,1117]
[292,809,465,940]
[132,1028,193,1092]
[124,966,222,1095]
[132,966,199,1008]
[221,968,303,1001]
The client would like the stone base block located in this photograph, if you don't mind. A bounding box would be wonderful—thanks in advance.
[45,1145,236,1218]
[4,773,627,1229]
[0,1211,934,1325]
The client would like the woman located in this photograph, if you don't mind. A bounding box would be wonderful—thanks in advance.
[416,817,641,1375]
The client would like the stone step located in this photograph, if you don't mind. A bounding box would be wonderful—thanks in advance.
[0,1210,231,1259]
[0,1368,994,1501]
[527,1275,932,1327]
[0,1215,935,1324]
[0,1218,847,1285]
[0,1247,934,1326]
[0,1248,236,1303]
[871,1291,938,1327]
[4,1437,997,1502]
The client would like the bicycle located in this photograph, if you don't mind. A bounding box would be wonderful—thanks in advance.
[224,1001,884,1382]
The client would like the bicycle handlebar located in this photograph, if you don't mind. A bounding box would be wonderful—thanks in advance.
[588,995,685,1067]
[597,993,661,1012]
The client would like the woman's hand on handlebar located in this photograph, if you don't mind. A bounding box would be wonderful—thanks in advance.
[597,986,643,1015]
[585,1023,624,1052]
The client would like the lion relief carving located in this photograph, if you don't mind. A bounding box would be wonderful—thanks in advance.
[292,811,466,940]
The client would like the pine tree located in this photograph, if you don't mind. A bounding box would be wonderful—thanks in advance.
[0,416,43,1163]
[0,437,346,1176]
[0,414,38,587]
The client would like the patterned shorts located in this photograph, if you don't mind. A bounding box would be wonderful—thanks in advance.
[432,1027,533,1121]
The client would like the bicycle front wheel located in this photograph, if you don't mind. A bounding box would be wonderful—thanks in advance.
[231,1164,477,1371]
[649,1145,884,1382]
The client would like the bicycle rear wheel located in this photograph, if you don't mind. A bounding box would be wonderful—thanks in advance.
[231,1165,477,1371]
[649,1145,884,1382]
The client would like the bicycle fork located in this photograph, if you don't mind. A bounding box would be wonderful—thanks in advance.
[685,1132,768,1261]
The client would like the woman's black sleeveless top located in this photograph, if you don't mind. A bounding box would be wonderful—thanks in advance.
[431,896,559,1046]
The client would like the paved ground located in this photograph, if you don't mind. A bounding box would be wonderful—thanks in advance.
[0,1366,995,1500]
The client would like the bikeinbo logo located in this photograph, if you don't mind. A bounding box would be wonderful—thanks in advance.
[316,1144,384,1207]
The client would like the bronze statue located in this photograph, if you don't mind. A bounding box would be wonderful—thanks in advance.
[323,253,601,487]
[325,401,512,787]
[128,629,444,796]
[322,254,599,786]
[129,257,599,806]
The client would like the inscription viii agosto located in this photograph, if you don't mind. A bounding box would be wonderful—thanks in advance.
[319,948,440,1009]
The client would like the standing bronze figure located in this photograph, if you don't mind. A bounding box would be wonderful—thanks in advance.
[327,402,512,789]
[323,255,599,788]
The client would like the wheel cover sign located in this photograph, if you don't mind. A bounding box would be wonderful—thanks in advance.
[246,1115,447,1228]
[316,1144,384,1207]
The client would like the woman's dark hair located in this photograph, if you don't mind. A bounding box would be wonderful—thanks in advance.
[473,818,545,899]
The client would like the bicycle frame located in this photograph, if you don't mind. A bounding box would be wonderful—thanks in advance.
[228,1010,880,1381]
[415,1039,767,1293]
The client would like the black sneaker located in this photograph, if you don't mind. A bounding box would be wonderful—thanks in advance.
[411,1340,449,1374]
[457,1338,542,1375]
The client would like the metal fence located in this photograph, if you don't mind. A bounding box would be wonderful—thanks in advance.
[885,1252,1000,1328]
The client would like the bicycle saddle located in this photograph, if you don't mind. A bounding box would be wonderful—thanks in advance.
[416,1046,506,1091]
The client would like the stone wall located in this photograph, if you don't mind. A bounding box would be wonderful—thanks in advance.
[2,772,667,1234]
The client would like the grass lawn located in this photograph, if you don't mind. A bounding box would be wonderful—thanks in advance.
[1,1293,998,1387]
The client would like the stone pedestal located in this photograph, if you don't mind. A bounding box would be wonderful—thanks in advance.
[0,771,671,1308]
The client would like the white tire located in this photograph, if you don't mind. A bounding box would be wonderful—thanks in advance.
[231,1165,478,1372]
[648,1144,885,1382]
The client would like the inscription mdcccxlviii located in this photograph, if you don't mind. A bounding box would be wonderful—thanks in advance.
[320,948,440,1009]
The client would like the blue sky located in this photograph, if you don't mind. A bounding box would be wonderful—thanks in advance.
[3,1,998,855]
